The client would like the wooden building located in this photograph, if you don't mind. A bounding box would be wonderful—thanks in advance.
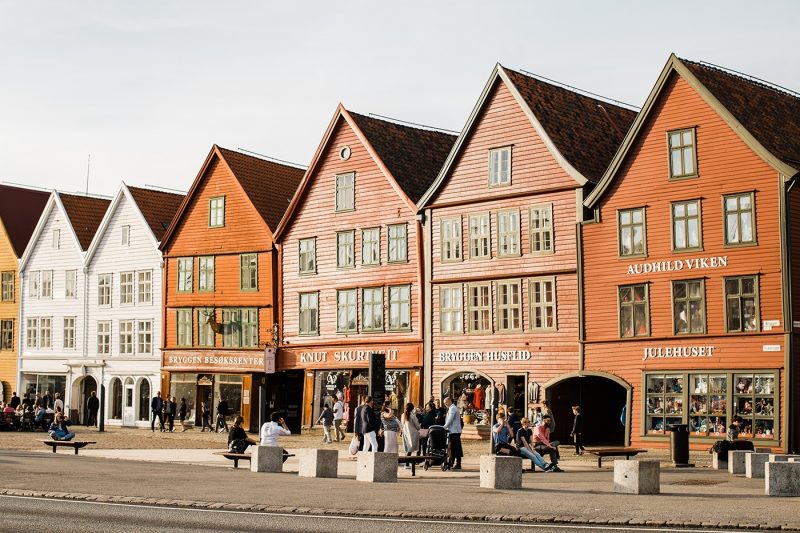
[160,146,304,432]
[274,105,455,429]
[582,55,800,452]
[0,185,49,402]
[418,65,636,436]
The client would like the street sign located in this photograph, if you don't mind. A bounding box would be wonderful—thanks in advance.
[264,347,276,374]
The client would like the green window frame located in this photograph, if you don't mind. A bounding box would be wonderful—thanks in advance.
[530,204,553,254]
[724,192,756,246]
[619,284,649,338]
[240,254,258,291]
[724,275,759,333]
[468,213,491,260]
[222,308,241,348]
[299,292,319,336]
[362,287,384,333]
[208,196,225,227]
[671,199,702,251]
[667,128,697,179]
[197,308,215,347]
[199,257,215,292]
[337,231,355,268]
[618,208,646,257]
[361,228,380,266]
[672,279,705,335]
[497,209,520,258]
[176,309,192,347]
[241,308,258,348]
[388,224,407,263]
[336,289,358,333]
[388,285,411,331]
[177,258,193,293]
[299,238,317,274]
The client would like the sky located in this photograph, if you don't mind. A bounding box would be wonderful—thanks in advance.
[1,1,799,197]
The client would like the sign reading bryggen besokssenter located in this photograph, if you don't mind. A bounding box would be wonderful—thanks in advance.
[162,352,265,372]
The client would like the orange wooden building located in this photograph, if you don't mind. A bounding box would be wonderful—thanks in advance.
[418,65,635,438]
[582,55,800,452]
[274,105,455,429]
[160,145,304,431]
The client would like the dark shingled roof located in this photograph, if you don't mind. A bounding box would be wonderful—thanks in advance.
[127,186,185,242]
[216,147,305,231]
[59,193,111,251]
[681,58,800,169]
[503,68,638,184]
[0,185,50,257]
[348,112,457,203]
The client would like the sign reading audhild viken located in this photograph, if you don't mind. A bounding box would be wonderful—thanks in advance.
[626,255,728,276]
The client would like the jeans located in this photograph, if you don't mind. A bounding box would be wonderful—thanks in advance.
[322,425,332,443]
[333,419,345,441]
[363,431,378,452]
[151,411,163,431]
[519,447,548,469]
[535,442,560,464]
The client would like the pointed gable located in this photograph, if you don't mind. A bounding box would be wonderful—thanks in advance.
[59,193,111,251]
[127,186,185,242]
[0,184,50,257]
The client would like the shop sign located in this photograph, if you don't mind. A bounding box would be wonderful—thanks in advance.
[163,352,265,372]
[762,345,782,352]
[298,349,399,365]
[642,346,715,361]
[626,255,728,276]
[762,320,780,331]
[197,375,213,386]
[264,347,276,374]
[437,350,532,362]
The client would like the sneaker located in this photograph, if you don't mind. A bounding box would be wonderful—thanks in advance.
[543,463,554,472]
[551,465,564,472]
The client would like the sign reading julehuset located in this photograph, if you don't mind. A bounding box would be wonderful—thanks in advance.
[642,346,716,361]
[626,255,728,275]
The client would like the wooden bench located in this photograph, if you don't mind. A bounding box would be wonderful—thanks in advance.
[214,451,296,469]
[586,447,648,468]
[397,455,435,477]
[40,440,96,455]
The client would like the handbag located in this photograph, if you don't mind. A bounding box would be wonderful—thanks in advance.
[418,428,429,438]
[348,435,360,455]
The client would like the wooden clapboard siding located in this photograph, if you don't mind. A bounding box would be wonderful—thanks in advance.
[0,221,18,401]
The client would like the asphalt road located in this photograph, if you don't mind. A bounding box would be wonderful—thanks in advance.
[0,495,761,533]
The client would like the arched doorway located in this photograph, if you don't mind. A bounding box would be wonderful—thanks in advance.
[73,376,97,425]
[109,378,123,420]
[546,372,630,446]
[440,370,493,424]
[137,379,151,423]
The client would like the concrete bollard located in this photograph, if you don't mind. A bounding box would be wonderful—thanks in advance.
[298,448,338,478]
[479,455,523,490]
[765,462,800,496]
[613,460,660,495]
[728,450,752,475]
[755,447,772,453]
[250,446,284,473]
[745,453,771,479]
[769,454,800,463]
[356,452,398,483]
[711,452,727,471]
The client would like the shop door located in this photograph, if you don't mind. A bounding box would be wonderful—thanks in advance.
[197,385,213,426]
[122,379,135,426]
[506,375,527,415]
[81,377,97,425]
[266,371,304,434]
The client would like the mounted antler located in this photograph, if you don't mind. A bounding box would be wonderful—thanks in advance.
[203,308,223,334]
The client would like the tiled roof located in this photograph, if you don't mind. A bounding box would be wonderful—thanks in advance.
[348,112,457,203]
[59,193,111,251]
[503,68,638,184]
[681,58,800,169]
[127,186,185,241]
[217,147,305,231]
[0,185,50,257]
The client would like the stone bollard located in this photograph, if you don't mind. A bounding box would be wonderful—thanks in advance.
[765,462,800,496]
[479,455,522,490]
[745,453,771,479]
[356,452,398,483]
[769,454,800,463]
[298,448,338,478]
[711,452,727,471]
[728,450,752,475]
[250,446,284,473]
[613,460,660,495]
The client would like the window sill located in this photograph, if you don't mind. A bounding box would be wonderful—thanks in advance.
[530,250,555,256]
[497,253,522,259]
[618,253,648,261]
[668,174,699,181]
[671,246,704,254]
[387,260,409,265]
[388,328,412,333]
[723,241,758,249]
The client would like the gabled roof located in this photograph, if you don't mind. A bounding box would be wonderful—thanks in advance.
[0,184,50,257]
[127,186,185,241]
[418,64,637,207]
[159,145,305,251]
[58,193,111,251]
[274,105,456,239]
[586,54,800,207]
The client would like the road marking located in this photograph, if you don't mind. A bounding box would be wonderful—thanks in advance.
[0,494,750,533]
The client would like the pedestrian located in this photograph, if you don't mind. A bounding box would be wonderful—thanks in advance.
[333,396,345,442]
[443,396,463,470]
[179,398,188,432]
[541,400,556,434]
[166,396,177,432]
[316,403,334,444]
[570,405,585,455]
[228,416,257,453]
[200,401,211,432]
[41,390,52,410]
[86,391,99,427]
[433,398,446,426]
[533,414,562,471]
[380,405,400,453]
[516,418,553,471]
[360,396,380,452]
[216,397,229,433]
[419,402,436,455]
[401,402,421,459]
[53,392,64,414]
[9,392,20,410]
[151,391,164,432]
[353,395,366,452]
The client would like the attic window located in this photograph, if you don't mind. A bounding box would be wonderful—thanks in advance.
[488,147,511,187]
[209,197,225,227]
[52,229,60,249]
[335,173,355,212]
[668,128,697,179]
[121,225,130,246]
[339,146,351,161]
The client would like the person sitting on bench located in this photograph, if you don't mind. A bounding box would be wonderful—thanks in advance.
[260,412,291,457]
[533,414,561,470]
[48,413,75,441]
[516,418,555,472]
[228,416,257,453]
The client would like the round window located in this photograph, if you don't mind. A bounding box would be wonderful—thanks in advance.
[339,146,351,161]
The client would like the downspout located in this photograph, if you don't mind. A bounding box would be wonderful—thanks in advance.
[784,173,798,453]
[16,271,23,397]
[422,208,433,401]
[414,214,425,406]
[161,257,168,397]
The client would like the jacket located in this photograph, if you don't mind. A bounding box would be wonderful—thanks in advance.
[444,403,462,434]
[360,405,381,433]
[571,413,583,434]
[353,404,365,434]
[151,396,163,412]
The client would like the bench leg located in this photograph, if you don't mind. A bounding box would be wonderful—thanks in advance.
[598,457,602,468]
[411,462,416,477]
[52,446,57,454]
[233,458,238,469]
[74,447,79,455]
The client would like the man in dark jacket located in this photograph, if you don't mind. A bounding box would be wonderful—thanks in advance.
[360,396,381,452]
[86,391,100,427]
[216,398,229,433]
[151,391,164,432]
[353,395,365,451]
[9,392,20,409]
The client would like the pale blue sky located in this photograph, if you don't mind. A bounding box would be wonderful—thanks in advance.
[1,1,798,196]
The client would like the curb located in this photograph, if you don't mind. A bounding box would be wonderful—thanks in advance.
[1,488,798,531]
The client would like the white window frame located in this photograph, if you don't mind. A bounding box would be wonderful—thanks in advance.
[496,280,522,332]
[65,270,77,299]
[439,285,463,334]
[119,320,134,355]
[198,256,215,292]
[177,258,193,293]
[121,225,130,246]
[52,229,60,249]
[497,209,520,257]
[26,318,38,348]
[40,270,53,299]
[1,271,13,302]
[488,146,511,187]
[361,227,380,266]
[440,217,462,263]
[120,272,134,305]
[467,283,492,334]
[39,317,52,349]
[530,204,554,254]
[388,224,407,263]
[98,274,112,307]
[138,271,152,304]
[176,309,192,347]
[469,213,491,260]
[530,277,557,332]
[29,271,40,299]
[138,320,153,354]
[0,319,13,350]
[209,196,225,227]
[63,317,76,349]
[97,321,111,354]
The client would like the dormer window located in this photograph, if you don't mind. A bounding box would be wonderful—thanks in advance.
[668,128,697,179]
[488,147,511,187]
[209,197,225,227]
[335,173,355,212]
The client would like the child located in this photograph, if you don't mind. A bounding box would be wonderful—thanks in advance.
[316,403,334,444]
[570,405,585,455]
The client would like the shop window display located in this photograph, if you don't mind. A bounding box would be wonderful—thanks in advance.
[645,374,683,434]
[689,374,727,437]
[734,373,775,439]
[441,372,492,424]
[312,369,410,428]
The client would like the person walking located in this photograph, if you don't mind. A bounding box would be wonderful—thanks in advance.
[179,398,189,432]
[333,396,345,442]
[216,397,229,433]
[9,392,20,410]
[316,403,334,444]
[53,392,64,414]
[380,406,400,453]
[443,396,463,470]
[165,397,177,432]
[150,391,164,432]
[360,396,380,452]
[570,405,585,455]
[86,391,99,427]
[200,401,211,432]
[353,395,366,452]
[401,402,421,458]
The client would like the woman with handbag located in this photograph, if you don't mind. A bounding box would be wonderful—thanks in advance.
[401,403,421,460]
[381,406,400,453]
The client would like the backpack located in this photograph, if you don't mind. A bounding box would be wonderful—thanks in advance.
[228,439,248,454]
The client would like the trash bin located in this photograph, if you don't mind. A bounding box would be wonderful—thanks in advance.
[669,423,693,467]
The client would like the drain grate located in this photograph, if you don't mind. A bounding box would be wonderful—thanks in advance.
[669,479,726,486]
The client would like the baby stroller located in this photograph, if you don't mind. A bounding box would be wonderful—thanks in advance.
[423,425,450,471]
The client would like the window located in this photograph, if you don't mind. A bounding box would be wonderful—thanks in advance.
[618,208,646,257]
[530,277,557,331]
[668,128,697,179]
[467,284,492,333]
[197,309,215,347]
[336,231,355,268]
[388,285,411,331]
[362,287,384,332]
[241,308,259,348]
[724,193,756,245]
[645,374,685,435]
[177,258,193,293]
[138,321,152,354]
[176,309,192,347]
[121,225,130,246]
[497,209,520,257]
[52,229,60,249]
[488,147,511,186]
[209,196,225,227]
[299,293,319,335]
[120,272,134,305]
[29,271,40,298]
[1,272,13,302]
[496,281,521,332]
[388,224,407,263]
[240,254,258,291]
[26,318,37,348]
[40,271,52,298]
[469,213,490,259]
[63,317,75,349]
[672,200,702,251]
[335,173,355,212]
[119,320,134,355]
[689,374,729,437]
[619,284,649,337]
[337,289,358,333]
[97,321,111,354]
[530,205,554,254]
[299,238,316,274]
[65,270,77,299]
[725,276,759,333]
[221,308,241,348]
[361,228,380,266]
[138,271,152,304]
[39,318,51,348]
[98,274,112,306]
[440,217,461,262]
[734,373,777,439]
[198,257,214,292]
[673,279,705,334]
[439,285,463,334]
[0,320,12,350]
